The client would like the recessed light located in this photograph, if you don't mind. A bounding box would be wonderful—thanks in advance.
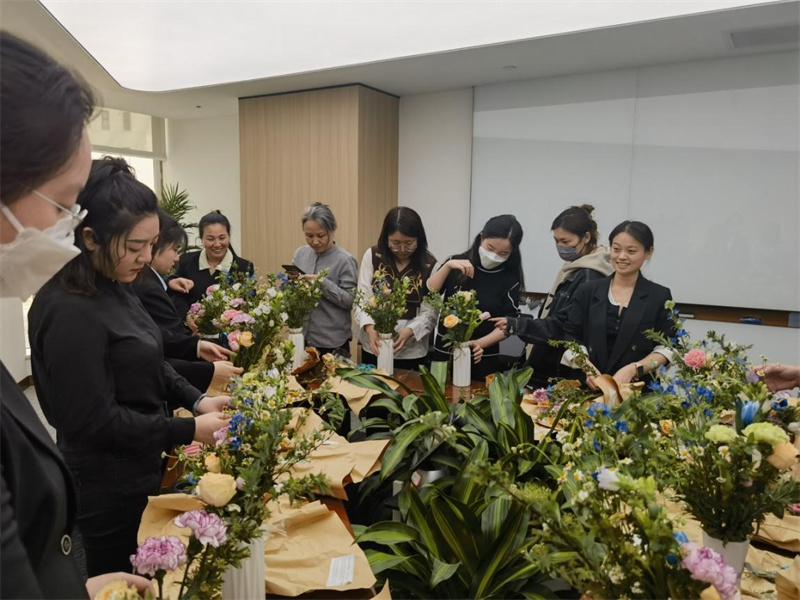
[502,65,517,71]
[196,105,202,108]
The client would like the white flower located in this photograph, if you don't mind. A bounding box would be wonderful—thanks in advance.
[232,283,241,291]
[266,287,277,298]
[575,489,590,503]
[694,446,705,457]
[264,385,277,399]
[788,422,800,434]
[608,565,624,584]
[556,430,570,444]
[620,457,633,465]
[631,582,643,595]
[678,447,691,460]
[762,399,773,413]
[267,368,280,379]
[280,312,289,322]
[751,448,762,469]
[596,467,620,491]
[718,445,732,462]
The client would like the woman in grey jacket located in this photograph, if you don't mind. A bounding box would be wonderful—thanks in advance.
[289,203,358,358]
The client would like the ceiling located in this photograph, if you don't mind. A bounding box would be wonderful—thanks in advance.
[1,0,798,120]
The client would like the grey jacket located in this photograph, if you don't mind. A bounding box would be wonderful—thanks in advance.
[292,243,358,349]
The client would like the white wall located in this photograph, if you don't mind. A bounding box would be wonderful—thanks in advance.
[163,114,242,251]
[0,298,28,382]
[398,89,474,263]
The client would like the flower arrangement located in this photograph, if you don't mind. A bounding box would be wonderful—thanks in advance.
[426,289,488,349]
[355,269,420,335]
[131,363,344,598]
[278,269,327,330]
[186,270,287,371]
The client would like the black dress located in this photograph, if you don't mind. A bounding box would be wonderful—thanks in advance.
[432,250,521,379]
[133,265,214,392]
[1,362,88,598]
[28,276,200,576]
[170,250,254,319]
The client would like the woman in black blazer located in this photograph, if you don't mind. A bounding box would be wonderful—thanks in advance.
[0,33,152,598]
[170,210,254,321]
[562,220,675,389]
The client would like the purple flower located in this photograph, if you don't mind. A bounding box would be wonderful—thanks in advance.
[681,543,739,600]
[531,388,549,403]
[230,312,256,326]
[229,297,246,308]
[173,510,228,547]
[130,536,187,576]
[213,426,229,447]
[746,370,760,384]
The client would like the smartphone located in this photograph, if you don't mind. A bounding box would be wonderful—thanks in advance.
[282,264,306,275]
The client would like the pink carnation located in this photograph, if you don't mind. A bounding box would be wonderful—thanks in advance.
[683,349,707,370]
[130,536,187,577]
[183,444,202,457]
[229,297,245,308]
[213,426,229,447]
[532,388,549,403]
[221,309,241,324]
[789,503,800,514]
[206,284,219,296]
[173,510,228,548]
[188,302,203,315]
[681,543,739,600]
[231,313,255,326]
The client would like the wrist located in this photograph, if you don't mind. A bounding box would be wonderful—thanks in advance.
[192,393,207,415]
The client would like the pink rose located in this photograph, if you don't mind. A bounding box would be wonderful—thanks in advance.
[213,426,229,448]
[683,349,707,370]
[681,544,739,600]
[173,510,227,547]
[788,503,800,514]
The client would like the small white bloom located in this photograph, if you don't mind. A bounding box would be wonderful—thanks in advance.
[264,385,277,399]
[631,582,643,595]
[575,489,590,503]
[266,287,277,298]
[620,458,633,465]
[280,312,289,322]
[718,445,732,463]
[608,566,624,584]
[597,467,620,492]
[556,430,569,444]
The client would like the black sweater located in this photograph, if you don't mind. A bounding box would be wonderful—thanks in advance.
[171,250,254,319]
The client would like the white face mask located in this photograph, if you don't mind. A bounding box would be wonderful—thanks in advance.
[478,245,508,270]
[0,191,86,300]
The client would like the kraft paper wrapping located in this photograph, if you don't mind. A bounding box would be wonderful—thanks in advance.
[325,371,400,415]
[374,581,393,599]
[753,513,800,553]
[776,556,800,600]
[263,500,376,596]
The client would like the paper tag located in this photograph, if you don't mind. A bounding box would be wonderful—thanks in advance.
[326,554,355,587]
[322,440,339,446]
[410,471,423,487]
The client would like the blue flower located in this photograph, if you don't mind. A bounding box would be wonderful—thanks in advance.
[658,365,668,375]
[666,553,679,566]
[740,400,759,426]
[772,398,788,411]
[187,473,198,485]
[585,419,594,428]
[587,402,610,418]
[230,436,243,451]
[680,400,691,409]
[648,381,663,392]
[672,531,690,545]
[703,408,713,418]
[615,420,629,433]
[676,329,688,338]
[593,437,601,451]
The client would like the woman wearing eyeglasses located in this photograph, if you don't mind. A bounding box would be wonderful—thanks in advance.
[355,207,437,370]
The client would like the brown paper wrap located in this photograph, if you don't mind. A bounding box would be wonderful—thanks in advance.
[325,371,399,415]
[753,513,800,553]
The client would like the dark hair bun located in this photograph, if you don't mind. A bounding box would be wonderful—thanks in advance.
[579,204,595,215]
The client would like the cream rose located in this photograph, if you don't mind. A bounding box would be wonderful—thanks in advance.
[766,442,799,470]
[443,314,460,329]
[204,453,221,473]
[197,472,237,506]
[238,331,254,348]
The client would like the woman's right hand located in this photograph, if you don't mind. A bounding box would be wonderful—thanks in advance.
[490,317,508,333]
[212,361,244,385]
[194,412,230,445]
[468,340,484,363]
[446,259,474,279]
[364,324,381,356]
[168,277,194,294]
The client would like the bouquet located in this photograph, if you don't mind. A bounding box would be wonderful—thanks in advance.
[278,269,327,330]
[131,359,344,599]
[355,269,420,335]
[186,270,287,371]
[426,289,488,349]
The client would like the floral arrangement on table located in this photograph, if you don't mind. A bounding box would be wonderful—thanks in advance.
[278,269,327,330]
[354,269,420,335]
[425,288,489,349]
[186,270,287,371]
[130,365,344,599]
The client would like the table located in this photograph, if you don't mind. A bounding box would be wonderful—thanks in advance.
[387,368,489,403]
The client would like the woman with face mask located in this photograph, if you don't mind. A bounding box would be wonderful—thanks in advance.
[427,214,524,380]
[493,205,613,387]
[0,32,152,598]
[28,157,231,577]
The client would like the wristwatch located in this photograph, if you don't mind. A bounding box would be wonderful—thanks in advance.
[633,362,645,381]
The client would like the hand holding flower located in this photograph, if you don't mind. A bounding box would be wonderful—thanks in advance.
[393,327,414,353]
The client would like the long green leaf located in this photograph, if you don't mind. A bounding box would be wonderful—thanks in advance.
[364,549,410,574]
[380,422,428,479]
[401,485,443,558]
[452,440,489,505]
[368,397,406,416]
[355,521,420,545]
[429,495,481,575]
[471,502,530,598]
[489,561,542,597]
[337,369,406,402]
[480,495,512,543]
[430,557,461,588]
[489,376,516,428]
[418,367,450,413]
[461,402,498,442]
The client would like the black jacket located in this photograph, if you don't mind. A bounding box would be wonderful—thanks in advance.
[171,251,254,319]
[1,362,87,598]
[563,274,674,376]
[133,266,214,392]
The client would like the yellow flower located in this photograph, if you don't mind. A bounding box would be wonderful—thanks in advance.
[204,453,221,473]
[705,424,738,444]
[443,314,460,329]
[197,472,237,507]
[368,296,378,308]
[659,420,674,436]
[766,442,799,470]
[239,331,254,348]
[93,581,141,600]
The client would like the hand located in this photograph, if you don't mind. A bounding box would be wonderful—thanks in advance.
[467,340,484,363]
[198,340,231,362]
[757,363,800,392]
[186,313,200,333]
[211,362,243,387]
[197,395,232,414]
[364,325,381,356]
[85,573,155,598]
[393,327,414,353]
[194,412,230,445]
[286,269,300,281]
[446,259,474,279]
[490,317,508,333]
[168,277,194,294]
[612,363,637,386]
[301,273,318,282]
[585,375,600,391]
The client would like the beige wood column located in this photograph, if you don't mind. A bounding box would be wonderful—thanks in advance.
[239,84,399,274]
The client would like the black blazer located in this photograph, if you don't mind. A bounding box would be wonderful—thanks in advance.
[133,266,214,392]
[563,274,674,376]
[1,363,87,598]
[171,251,254,319]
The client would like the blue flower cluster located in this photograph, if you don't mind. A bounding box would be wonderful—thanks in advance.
[227,411,254,452]
[772,398,789,412]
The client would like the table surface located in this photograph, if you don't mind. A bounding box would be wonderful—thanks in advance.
[385,368,490,403]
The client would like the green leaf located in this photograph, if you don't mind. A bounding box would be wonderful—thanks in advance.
[497,421,520,452]
[418,368,450,413]
[430,557,461,588]
[338,369,405,402]
[452,440,489,505]
[489,376,516,428]
[402,394,418,415]
[355,521,420,545]
[480,495,512,543]
[401,486,443,558]
[461,402,497,442]
[364,549,410,574]
[471,502,530,598]
[429,494,481,575]
[368,397,406,416]
[380,422,429,479]
[489,562,542,597]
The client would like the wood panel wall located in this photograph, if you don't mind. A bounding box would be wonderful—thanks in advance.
[239,85,399,275]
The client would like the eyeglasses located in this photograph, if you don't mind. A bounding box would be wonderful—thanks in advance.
[388,240,417,251]
[32,189,87,229]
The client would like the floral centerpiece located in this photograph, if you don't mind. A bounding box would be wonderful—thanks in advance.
[186,270,287,372]
[130,360,344,599]
[277,269,327,370]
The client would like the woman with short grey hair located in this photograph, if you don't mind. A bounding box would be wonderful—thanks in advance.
[288,202,357,358]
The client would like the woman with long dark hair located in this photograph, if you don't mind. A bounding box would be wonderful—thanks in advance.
[427,214,524,380]
[29,157,230,576]
[356,207,437,370]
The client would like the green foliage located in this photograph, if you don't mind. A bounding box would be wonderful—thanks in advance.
[355,269,421,334]
[159,182,195,228]
[426,288,485,349]
[279,269,327,329]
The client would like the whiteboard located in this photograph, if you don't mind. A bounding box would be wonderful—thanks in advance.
[470,52,799,311]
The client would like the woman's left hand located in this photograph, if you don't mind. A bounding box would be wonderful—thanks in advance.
[168,277,194,294]
[393,328,414,352]
[468,341,484,363]
[612,363,637,386]
[198,340,231,362]
[197,395,231,414]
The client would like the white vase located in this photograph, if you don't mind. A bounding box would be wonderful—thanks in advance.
[288,327,305,371]
[452,342,471,387]
[702,530,750,579]
[377,332,394,375]
[221,534,266,599]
